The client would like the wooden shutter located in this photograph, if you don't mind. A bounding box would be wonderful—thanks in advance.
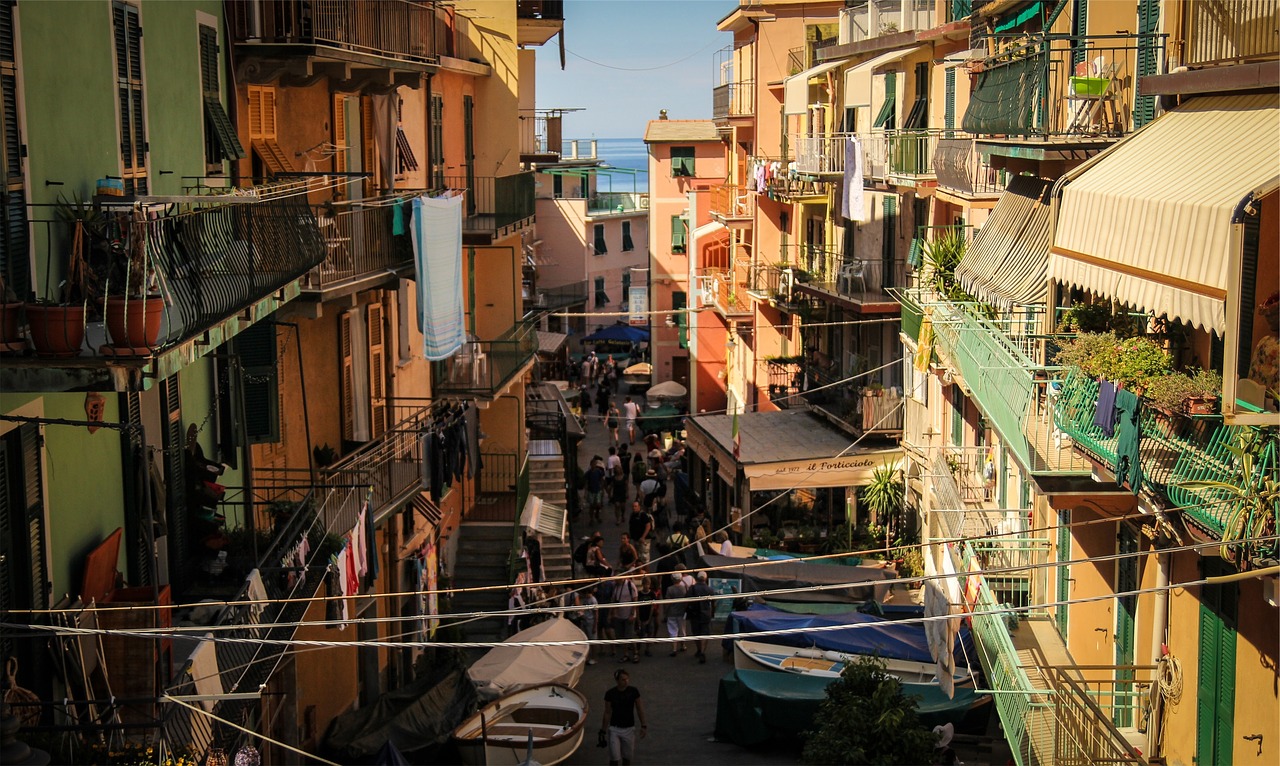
[622,221,634,252]
[199,24,243,164]
[333,94,347,175]
[1055,508,1070,636]
[1196,559,1237,766]
[1236,213,1260,378]
[463,95,475,214]
[0,423,49,674]
[340,311,355,441]
[248,85,291,177]
[1134,0,1159,128]
[368,302,387,438]
[672,291,687,349]
[622,272,630,302]
[593,224,607,255]
[0,0,27,301]
[944,67,956,133]
[113,2,147,194]
[1113,526,1138,727]
[238,321,280,444]
[881,196,897,280]
[159,376,187,588]
[1071,0,1089,66]
[429,93,444,188]
[362,98,377,196]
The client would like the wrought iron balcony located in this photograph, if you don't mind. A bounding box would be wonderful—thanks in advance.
[933,135,1008,198]
[712,80,756,120]
[438,172,536,242]
[227,0,443,72]
[531,280,589,311]
[303,195,412,296]
[431,322,539,399]
[1054,367,1279,561]
[708,184,755,224]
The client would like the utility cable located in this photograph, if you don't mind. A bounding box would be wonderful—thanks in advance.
[163,694,341,766]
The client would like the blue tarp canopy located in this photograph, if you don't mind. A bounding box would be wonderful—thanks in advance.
[725,604,975,668]
[582,324,649,343]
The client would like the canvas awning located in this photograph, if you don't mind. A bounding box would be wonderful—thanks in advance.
[843,46,922,108]
[784,60,843,115]
[536,330,568,356]
[1049,93,1280,334]
[955,175,1053,308]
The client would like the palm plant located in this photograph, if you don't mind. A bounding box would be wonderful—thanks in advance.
[1178,429,1279,567]
[862,465,904,547]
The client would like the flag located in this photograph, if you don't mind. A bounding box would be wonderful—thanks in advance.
[731,407,740,461]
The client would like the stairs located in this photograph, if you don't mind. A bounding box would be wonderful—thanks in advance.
[452,522,514,644]
[528,452,573,584]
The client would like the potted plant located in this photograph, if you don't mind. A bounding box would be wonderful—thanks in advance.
[25,194,99,357]
[0,273,22,352]
[104,210,163,350]
[1184,368,1223,415]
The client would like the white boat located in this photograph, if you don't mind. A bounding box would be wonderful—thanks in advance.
[467,617,588,701]
[733,638,974,685]
[452,683,588,766]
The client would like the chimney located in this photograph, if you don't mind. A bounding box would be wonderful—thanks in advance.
[659,109,669,120]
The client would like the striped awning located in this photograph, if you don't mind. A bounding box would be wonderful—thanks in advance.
[1049,93,1280,335]
[955,175,1053,308]
[784,60,843,116]
[843,46,922,108]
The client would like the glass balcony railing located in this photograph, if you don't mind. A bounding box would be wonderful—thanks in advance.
[431,322,539,398]
[587,191,647,216]
[1054,367,1278,561]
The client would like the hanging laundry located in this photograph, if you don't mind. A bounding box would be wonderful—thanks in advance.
[352,507,368,580]
[410,194,466,360]
[841,134,865,222]
[1094,379,1119,437]
[1113,389,1143,494]
[365,504,379,584]
[325,565,346,629]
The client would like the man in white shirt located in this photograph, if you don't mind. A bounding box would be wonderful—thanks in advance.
[622,397,640,444]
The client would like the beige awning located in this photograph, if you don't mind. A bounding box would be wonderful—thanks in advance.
[955,175,1053,308]
[1049,93,1280,334]
[784,59,843,115]
[843,46,922,108]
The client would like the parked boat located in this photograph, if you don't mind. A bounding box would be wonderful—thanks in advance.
[451,683,588,766]
[467,617,588,701]
[733,638,974,685]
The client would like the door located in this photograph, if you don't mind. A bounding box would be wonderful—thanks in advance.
[1114,524,1138,727]
[1056,508,1070,636]
[671,356,689,388]
[1196,558,1237,766]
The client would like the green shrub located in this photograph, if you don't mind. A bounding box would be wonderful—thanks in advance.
[802,657,937,765]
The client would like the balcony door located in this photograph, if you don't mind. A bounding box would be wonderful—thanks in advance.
[1114,524,1138,727]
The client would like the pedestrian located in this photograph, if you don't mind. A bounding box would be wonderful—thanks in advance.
[628,501,654,564]
[637,576,660,655]
[597,385,611,422]
[611,575,640,663]
[622,396,640,444]
[581,586,599,665]
[605,404,621,447]
[629,453,647,504]
[585,458,607,524]
[688,571,716,663]
[611,457,629,524]
[601,668,647,766]
[507,585,529,636]
[585,533,612,578]
[597,576,617,659]
[715,530,734,557]
[618,533,638,572]
[579,384,593,418]
[639,469,661,510]
[690,508,711,543]
[664,571,688,655]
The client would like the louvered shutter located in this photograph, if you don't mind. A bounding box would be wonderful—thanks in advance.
[113,2,147,195]
[463,95,476,215]
[0,0,26,300]
[341,311,355,441]
[1236,214,1260,378]
[1113,526,1138,727]
[1134,0,1159,128]
[0,423,49,675]
[238,321,280,443]
[333,93,347,176]
[944,67,956,134]
[362,97,377,196]
[368,302,387,437]
[200,24,243,164]
[429,94,444,188]
[159,376,187,588]
[881,196,897,282]
[622,221,634,252]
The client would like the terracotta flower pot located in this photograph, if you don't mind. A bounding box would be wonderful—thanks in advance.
[105,295,164,349]
[0,301,22,349]
[25,303,86,357]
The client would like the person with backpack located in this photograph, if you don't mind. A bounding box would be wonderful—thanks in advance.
[663,572,688,656]
[688,571,716,663]
[611,575,640,664]
[628,501,654,564]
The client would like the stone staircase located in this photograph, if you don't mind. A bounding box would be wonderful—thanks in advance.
[451,521,514,644]
[529,451,573,584]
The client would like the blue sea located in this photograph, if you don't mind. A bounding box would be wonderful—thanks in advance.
[595,137,648,192]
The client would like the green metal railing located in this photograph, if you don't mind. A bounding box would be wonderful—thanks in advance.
[509,454,531,580]
[430,322,539,398]
[1054,368,1278,557]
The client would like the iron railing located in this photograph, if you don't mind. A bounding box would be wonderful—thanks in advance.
[934,136,1008,198]
[1054,367,1279,560]
[517,0,564,21]
[712,80,756,120]
[304,195,412,292]
[431,321,539,397]
[1177,0,1279,67]
[839,0,936,45]
[1044,666,1152,765]
[695,266,751,317]
[531,280,589,311]
[227,0,441,64]
[436,172,536,236]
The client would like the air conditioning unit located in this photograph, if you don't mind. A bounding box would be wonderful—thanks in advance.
[697,275,717,309]
[778,268,795,300]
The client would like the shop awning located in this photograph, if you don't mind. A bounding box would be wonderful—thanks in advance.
[955,175,1053,308]
[784,60,843,115]
[685,410,901,491]
[1049,93,1280,335]
[843,46,922,108]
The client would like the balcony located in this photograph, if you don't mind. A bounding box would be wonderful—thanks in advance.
[3,189,326,392]
[227,0,443,85]
[839,0,936,45]
[430,321,539,399]
[1054,367,1279,563]
[517,0,565,46]
[696,267,752,318]
[708,184,755,225]
[587,191,647,217]
[785,245,906,312]
[530,280,589,312]
[440,172,536,243]
[1178,0,1279,67]
[303,195,412,297]
[747,155,834,202]
[964,33,1166,140]
[519,110,598,163]
[792,133,852,177]
[903,289,1092,477]
[934,135,1008,199]
[712,80,756,121]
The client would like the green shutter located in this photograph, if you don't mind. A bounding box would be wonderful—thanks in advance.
[622,272,631,301]
[593,224,607,255]
[622,221,634,252]
[1196,559,1237,766]
[1056,509,1071,636]
[463,95,476,215]
[1134,0,1160,128]
[874,72,897,129]
[594,276,608,307]
[950,384,964,446]
[1114,526,1138,727]
[670,215,687,252]
[430,94,444,188]
[673,291,688,349]
[1236,212,1260,378]
[944,67,956,133]
[671,147,695,177]
[1071,0,1089,66]
[239,321,280,444]
[882,196,897,281]
[199,25,243,164]
[160,376,188,590]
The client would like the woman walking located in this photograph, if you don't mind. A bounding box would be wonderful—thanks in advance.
[605,403,621,447]
[597,386,611,423]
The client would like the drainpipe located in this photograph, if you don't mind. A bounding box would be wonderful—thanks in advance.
[1150,549,1169,665]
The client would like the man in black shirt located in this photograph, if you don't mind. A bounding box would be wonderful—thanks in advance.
[601,668,647,766]
[628,501,654,564]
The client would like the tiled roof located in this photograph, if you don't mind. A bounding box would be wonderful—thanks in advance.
[643,120,720,143]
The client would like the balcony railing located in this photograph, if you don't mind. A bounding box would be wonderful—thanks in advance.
[839,0,936,45]
[696,267,751,317]
[712,80,756,120]
[780,244,908,298]
[934,136,1008,198]
[303,195,411,293]
[792,133,852,176]
[709,184,755,222]
[1044,666,1154,765]
[587,191,647,216]
[431,321,539,397]
[227,0,441,65]
[1054,367,1279,561]
[886,129,941,178]
[531,280,589,311]
[517,0,564,21]
[964,33,1166,138]
[439,172,536,238]
[1178,0,1279,67]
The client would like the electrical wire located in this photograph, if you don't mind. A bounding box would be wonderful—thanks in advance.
[564,38,723,72]
[163,694,341,766]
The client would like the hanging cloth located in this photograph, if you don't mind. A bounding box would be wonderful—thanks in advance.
[1094,379,1119,437]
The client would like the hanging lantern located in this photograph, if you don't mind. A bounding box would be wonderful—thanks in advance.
[206,749,228,766]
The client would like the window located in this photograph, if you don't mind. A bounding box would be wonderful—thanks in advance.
[670,215,687,254]
[882,196,897,284]
[238,320,280,443]
[594,277,609,307]
[199,24,243,169]
[0,0,28,301]
[944,66,957,133]
[949,384,964,446]
[113,2,147,194]
[873,71,896,130]
[463,95,476,215]
[247,85,293,177]
[670,146,695,177]
[672,291,688,348]
[552,173,563,198]
[593,223,607,255]
[0,421,50,676]
[395,96,417,177]
[621,221,634,252]
[429,93,445,188]
[903,63,928,130]
[622,272,631,302]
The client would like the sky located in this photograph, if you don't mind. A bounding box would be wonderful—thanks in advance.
[534,0,735,139]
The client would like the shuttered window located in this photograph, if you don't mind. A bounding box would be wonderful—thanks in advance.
[463,95,476,215]
[670,215,687,253]
[1134,0,1159,128]
[0,0,28,301]
[199,24,243,168]
[902,63,928,129]
[368,301,387,438]
[113,2,147,195]
[362,97,377,196]
[1055,508,1070,636]
[622,221,634,252]
[238,321,280,443]
[622,272,631,302]
[395,127,418,175]
[247,85,292,178]
[950,384,964,446]
[670,146,695,177]
[873,71,897,129]
[944,66,956,134]
[0,422,49,683]
[1114,525,1138,727]
[881,196,897,283]
[672,291,687,348]
[593,223,607,255]
[159,376,188,587]
[594,276,609,307]
[429,93,445,189]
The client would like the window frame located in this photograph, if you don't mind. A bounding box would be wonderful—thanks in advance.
[0,0,29,301]
[113,1,148,195]
[621,220,634,252]
[622,272,631,302]
[594,276,609,307]
[670,146,695,178]
[593,223,607,256]
[670,215,687,254]
[198,19,243,172]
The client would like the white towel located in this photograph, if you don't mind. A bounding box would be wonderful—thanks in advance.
[842,135,865,222]
[245,569,267,621]
[411,194,466,361]
[187,635,222,711]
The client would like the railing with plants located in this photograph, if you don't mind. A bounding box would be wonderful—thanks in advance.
[696,267,751,317]
[227,0,442,64]
[839,0,935,45]
[304,196,411,292]
[431,321,539,397]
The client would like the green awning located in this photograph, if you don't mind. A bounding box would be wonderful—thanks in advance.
[962,52,1044,135]
[994,1,1042,32]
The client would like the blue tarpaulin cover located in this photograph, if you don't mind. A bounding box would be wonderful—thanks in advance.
[581,324,650,343]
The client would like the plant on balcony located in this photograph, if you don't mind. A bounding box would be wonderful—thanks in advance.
[24,194,103,356]
[1147,368,1223,415]
[1057,301,1112,334]
[920,230,975,303]
[863,465,904,543]
[1054,332,1172,390]
[1178,429,1279,568]
[102,210,164,349]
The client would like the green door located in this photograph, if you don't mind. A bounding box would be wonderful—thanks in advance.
[1056,509,1070,636]
[1196,559,1237,766]
[1114,525,1138,727]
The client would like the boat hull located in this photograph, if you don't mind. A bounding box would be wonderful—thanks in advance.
[452,684,588,766]
[734,639,973,686]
